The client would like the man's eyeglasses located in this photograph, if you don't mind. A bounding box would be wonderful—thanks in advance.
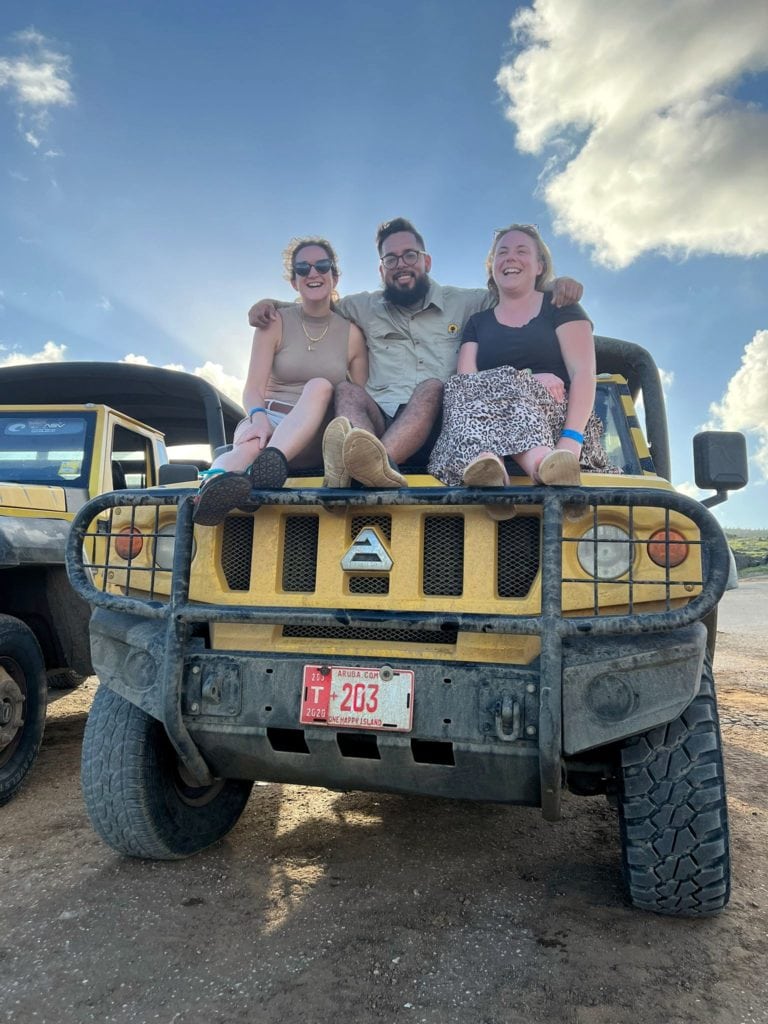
[293,259,335,277]
[380,249,427,270]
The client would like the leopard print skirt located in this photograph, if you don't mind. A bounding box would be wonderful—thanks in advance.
[427,365,620,486]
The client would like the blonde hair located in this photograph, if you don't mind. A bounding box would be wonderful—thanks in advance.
[281,236,341,305]
[486,224,554,299]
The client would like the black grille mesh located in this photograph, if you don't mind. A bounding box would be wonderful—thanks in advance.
[423,516,464,596]
[282,624,457,645]
[349,515,391,594]
[221,516,254,591]
[282,516,319,592]
[497,516,541,597]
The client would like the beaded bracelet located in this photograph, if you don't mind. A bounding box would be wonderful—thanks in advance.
[561,428,584,444]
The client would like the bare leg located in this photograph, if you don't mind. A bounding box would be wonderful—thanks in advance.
[268,378,333,461]
[512,445,551,480]
[380,378,443,463]
[333,381,387,437]
[211,378,333,473]
[512,445,581,485]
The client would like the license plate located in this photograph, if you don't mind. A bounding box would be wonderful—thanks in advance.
[299,665,414,732]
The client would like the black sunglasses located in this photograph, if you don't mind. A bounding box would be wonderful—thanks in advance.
[293,258,335,277]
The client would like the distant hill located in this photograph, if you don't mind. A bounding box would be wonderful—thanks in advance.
[725,530,768,576]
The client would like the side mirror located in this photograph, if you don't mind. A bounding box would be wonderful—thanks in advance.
[158,463,200,485]
[692,431,748,508]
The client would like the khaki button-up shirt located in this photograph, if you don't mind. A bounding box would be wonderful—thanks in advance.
[336,281,494,416]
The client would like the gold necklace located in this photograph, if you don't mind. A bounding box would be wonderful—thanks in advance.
[300,312,331,348]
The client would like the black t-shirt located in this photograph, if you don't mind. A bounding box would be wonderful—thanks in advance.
[461,293,591,387]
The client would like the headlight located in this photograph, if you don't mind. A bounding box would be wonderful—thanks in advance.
[577,525,633,580]
[154,523,196,570]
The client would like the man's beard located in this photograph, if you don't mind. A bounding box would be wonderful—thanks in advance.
[383,274,430,308]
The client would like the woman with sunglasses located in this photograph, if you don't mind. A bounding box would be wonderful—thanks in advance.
[428,223,616,488]
[194,237,367,525]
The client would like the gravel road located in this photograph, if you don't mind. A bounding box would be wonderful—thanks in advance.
[3,581,767,1024]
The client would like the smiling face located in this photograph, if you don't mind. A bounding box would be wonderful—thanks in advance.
[379,230,432,307]
[491,230,544,296]
[290,243,338,304]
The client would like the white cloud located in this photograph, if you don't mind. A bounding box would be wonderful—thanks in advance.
[708,329,768,478]
[497,0,768,267]
[191,361,244,404]
[0,340,67,367]
[120,355,244,404]
[635,365,673,430]
[675,480,704,501]
[0,28,74,150]
[98,296,113,312]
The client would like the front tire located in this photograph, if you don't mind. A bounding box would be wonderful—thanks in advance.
[618,653,730,916]
[0,615,48,806]
[81,684,253,859]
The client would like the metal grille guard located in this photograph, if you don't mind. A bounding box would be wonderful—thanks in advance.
[65,484,731,820]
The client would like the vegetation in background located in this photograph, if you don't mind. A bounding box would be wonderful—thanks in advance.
[725,530,768,578]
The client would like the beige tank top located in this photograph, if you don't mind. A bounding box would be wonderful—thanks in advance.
[267,305,351,404]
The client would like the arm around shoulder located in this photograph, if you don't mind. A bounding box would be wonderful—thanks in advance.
[248,298,291,329]
[546,276,584,307]
[347,322,368,386]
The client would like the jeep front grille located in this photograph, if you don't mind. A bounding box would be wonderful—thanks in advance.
[217,511,540,601]
[221,516,254,591]
[282,624,458,645]
[498,516,541,597]
[282,515,319,592]
[423,515,464,596]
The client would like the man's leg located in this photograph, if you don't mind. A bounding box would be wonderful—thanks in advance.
[380,379,443,463]
[333,381,388,436]
[322,382,388,487]
[341,378,444,488]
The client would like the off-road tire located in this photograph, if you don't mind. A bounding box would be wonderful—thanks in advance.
[0,615,48,806]
[81,684,253,859]
[618,652,730,916]
[47,668,85,690]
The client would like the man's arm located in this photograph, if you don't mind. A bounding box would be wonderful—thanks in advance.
[544,277,584,307]
[248,298,291,329]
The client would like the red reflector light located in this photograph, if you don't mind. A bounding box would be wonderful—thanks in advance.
[647,529,688,568]
[115,527,144,560]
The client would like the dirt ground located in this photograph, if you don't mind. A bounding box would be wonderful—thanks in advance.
[3,582,767,1024]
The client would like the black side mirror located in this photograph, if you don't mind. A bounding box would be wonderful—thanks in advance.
[693,431,748,508]
[158,463,200,485]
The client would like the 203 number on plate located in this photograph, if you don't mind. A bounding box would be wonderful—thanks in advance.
[300,665,414,732]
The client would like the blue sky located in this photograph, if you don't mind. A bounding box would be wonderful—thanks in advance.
[1,1,766,527]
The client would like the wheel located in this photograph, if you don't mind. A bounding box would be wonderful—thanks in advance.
[0,615,48,806]
[618,652,730,916]
[47,668,86,690]
[81,684,253,859]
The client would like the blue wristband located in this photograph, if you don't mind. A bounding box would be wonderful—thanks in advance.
[248,406,267,419]
[561,428,584,444]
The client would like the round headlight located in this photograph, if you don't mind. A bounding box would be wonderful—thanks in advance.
[577,525,633,580]
[154,523,196,571]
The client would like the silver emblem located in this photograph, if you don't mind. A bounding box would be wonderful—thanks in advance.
[341,528,393,573]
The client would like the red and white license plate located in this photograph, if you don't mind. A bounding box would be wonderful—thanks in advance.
[299,665,414,732]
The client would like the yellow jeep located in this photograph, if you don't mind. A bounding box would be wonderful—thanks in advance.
[66,338,748,916]
[0,361,243,805]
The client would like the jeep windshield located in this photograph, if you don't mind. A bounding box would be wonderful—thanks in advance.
[0,411,96,488]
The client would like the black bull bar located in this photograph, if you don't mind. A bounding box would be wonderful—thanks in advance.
[65,483,731,820]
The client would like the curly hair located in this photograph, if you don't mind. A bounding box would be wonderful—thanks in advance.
[486,223,554,299]
[282,236,340,285]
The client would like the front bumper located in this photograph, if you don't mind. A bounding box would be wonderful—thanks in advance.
[67,484,730,819]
